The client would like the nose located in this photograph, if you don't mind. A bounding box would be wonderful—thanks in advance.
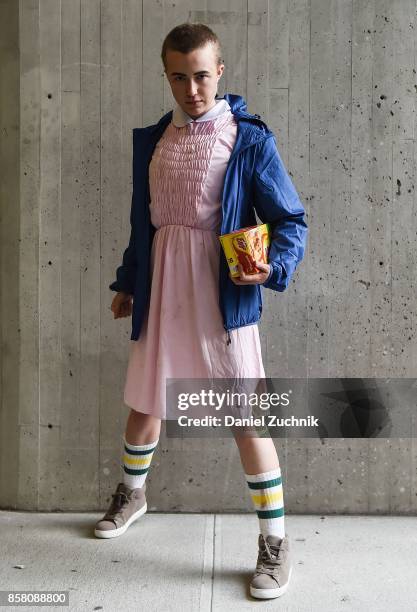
[185,79,199,97]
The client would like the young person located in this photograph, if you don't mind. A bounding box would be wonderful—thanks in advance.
[94,23,308,601]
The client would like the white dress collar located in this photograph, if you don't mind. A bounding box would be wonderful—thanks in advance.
[172,97,231,127]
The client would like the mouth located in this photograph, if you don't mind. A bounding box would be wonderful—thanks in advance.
[187,101,203,106]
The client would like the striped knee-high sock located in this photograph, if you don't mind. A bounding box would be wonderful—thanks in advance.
[122,435,159,490]
[245,467,285,539]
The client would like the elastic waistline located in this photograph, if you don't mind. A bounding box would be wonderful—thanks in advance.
[155,224,218,234]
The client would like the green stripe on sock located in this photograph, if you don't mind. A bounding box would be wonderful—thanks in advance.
[124,444,157,455]
[257,507,285,519]
[123,466,149,475]
[247,477,282,490]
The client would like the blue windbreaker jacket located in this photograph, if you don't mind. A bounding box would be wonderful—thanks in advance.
[109,93,308,341]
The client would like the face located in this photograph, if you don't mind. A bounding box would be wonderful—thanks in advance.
[164,43,224,119]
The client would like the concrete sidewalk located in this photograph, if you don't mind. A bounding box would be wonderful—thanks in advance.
[1,512,416,611]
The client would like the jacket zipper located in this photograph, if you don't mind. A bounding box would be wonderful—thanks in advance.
[219,133,273,345]
[219,132,274,233]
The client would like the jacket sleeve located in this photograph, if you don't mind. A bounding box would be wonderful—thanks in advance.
[109,130,137,294]
[108,192,137,294]
[252,135,308,292]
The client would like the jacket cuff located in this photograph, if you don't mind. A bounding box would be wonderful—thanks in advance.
[262,264,274,286]
[109,281,134,294]
[262,261,286,291]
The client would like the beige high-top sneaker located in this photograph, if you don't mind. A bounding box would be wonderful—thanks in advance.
[250,533,292,599]
[94,482,147,539]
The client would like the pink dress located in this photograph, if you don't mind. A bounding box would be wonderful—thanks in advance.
[123,100,266,420]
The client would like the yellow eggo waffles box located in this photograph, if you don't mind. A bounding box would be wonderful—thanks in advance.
[219,223,271,278]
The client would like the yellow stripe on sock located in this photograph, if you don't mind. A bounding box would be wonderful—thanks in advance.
[251,489,283,506]
[123,454,154,467]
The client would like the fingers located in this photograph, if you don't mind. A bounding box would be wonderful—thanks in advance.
[231,275,265,285]
[112,300,132,319]
[120,302,132,318]
[229,271,268,285]
[229,261,270,285]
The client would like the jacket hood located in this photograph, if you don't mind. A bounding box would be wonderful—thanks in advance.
[217,92,248,114]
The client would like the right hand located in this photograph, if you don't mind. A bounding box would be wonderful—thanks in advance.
[111,292,133,319]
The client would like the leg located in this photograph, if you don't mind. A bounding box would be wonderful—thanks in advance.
[125,409,161,445]
[122,409,161,489]
[94,409,159,539]
[232,429,292,600]
[232,428,285,539]
[232,430,280,474]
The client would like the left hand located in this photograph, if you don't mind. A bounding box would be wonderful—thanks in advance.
[229,261,271,285]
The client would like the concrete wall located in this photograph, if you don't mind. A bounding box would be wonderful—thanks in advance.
[0,0,20,509]
[1,0,416,512]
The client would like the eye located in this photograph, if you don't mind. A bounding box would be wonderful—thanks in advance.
[173,75,208,81]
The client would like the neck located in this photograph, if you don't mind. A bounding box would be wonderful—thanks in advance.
[186,98,218,120]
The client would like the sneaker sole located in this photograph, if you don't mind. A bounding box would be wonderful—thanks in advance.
[250,565,292,599]
[94,502,147,539]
